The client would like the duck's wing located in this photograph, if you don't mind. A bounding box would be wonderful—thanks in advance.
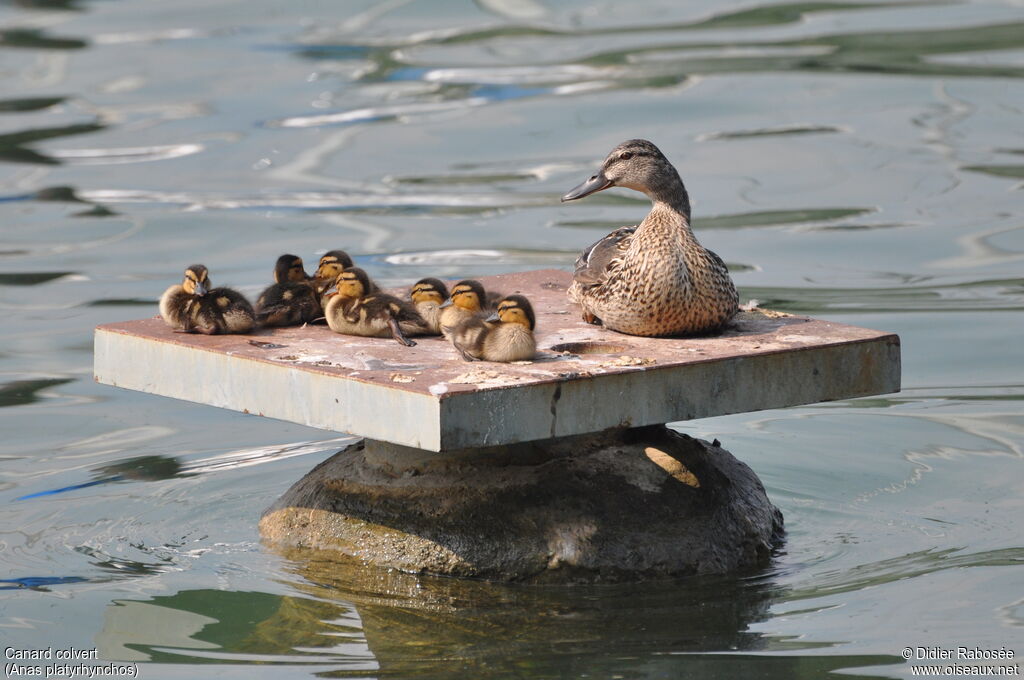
[573,226,636,289]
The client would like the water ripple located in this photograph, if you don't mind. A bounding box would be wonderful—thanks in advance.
[47,143,204,165]
[78,188,552,212]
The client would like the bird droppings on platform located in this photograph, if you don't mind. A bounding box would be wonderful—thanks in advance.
[94,269,901,451]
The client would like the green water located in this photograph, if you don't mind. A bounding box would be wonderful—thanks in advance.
[1,0,1022,678]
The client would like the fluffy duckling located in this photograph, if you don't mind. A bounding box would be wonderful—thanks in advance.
[324,267,428,346]
[159,264,255,335]
[561,139,738,336]
[438,279,490,340]
[451,295,536,362]
[313,249,354,289]
[254,254,321,327]
[409,277,449,335]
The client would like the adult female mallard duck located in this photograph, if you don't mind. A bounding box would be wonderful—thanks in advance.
[561,139,738,337]
[254,254,320,327]
[323,267,429,346]
[159,264,255,334]
[450,294,536,362]
[409,277,449,335]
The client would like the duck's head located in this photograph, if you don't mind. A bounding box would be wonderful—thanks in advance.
[439,280,486,312]
[182,264,210,296]
[315,250,354,282]
[334,267,371,299]
[488,295,535,330]
[274,254,309,283]
[561,139,688,212]
[410,278,449,305]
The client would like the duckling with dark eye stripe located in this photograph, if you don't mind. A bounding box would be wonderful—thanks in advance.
[324,267,429,346]
[313,249,380,296]
[451,295,536,362]
[255,254,321,327]
[313,250,353,290]
[438,279,491,340]
[409,277,449,335]
[159,264,255,335]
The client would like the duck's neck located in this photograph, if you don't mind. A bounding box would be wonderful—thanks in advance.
[642,198,694,241]
[644,168,691,221]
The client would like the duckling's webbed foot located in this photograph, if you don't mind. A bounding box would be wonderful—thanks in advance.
[387,317,416,347]
[582,310,602,326]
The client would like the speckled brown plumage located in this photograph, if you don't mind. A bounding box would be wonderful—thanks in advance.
[562,139,738,337]
[159,264,255,335]
[324,267,428,346]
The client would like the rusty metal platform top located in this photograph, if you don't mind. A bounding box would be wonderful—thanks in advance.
[94,269,900,452]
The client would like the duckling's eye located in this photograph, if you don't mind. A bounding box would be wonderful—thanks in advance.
[619,151,633,161]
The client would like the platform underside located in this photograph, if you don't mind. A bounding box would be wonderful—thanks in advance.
[94,269,900,452]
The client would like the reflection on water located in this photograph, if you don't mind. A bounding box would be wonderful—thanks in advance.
[1,0,1022,677]
[0,376,74,407]
[94,559,904,678]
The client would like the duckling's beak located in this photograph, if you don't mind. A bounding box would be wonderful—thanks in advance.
[561,171,613,202]
[194,281,208,296]
[439,298,453,309]
[485,312,500,322]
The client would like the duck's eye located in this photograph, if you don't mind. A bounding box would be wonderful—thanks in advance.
[619,151,633,161]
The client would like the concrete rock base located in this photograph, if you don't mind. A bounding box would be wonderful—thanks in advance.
[259,426,784,583]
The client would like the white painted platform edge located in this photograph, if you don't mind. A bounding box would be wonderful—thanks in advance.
[437,338,901,449]
[94,328,443,450]
[95,328,899,452]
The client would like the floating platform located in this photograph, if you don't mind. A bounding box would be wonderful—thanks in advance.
[95,268,900,581]
[93,269,900,452]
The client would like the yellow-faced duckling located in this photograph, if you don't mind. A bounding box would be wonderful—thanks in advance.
[409,277,449,335]
[438,279,490,340]
[451,294,536,362]
[561,139,738,336]
[313,249,353,288]
[159,264,255,335]
[324,267,428,346]
[254,254,321,327]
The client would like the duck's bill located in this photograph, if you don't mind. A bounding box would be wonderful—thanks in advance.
[561,172,613,202]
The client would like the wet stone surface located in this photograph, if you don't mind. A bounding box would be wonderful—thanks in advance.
[259,426,785,583]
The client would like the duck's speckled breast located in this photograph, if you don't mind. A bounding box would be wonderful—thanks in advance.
[575,213,738,336]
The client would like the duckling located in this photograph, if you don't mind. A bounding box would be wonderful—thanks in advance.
[438,279,490,340]
[159,264,255,335]
[409,277,449,335]
[313,249,354,289]
[561,139,738,336]
[451,295,536,362]
[324,267,428,346]
[254,254,321,327]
